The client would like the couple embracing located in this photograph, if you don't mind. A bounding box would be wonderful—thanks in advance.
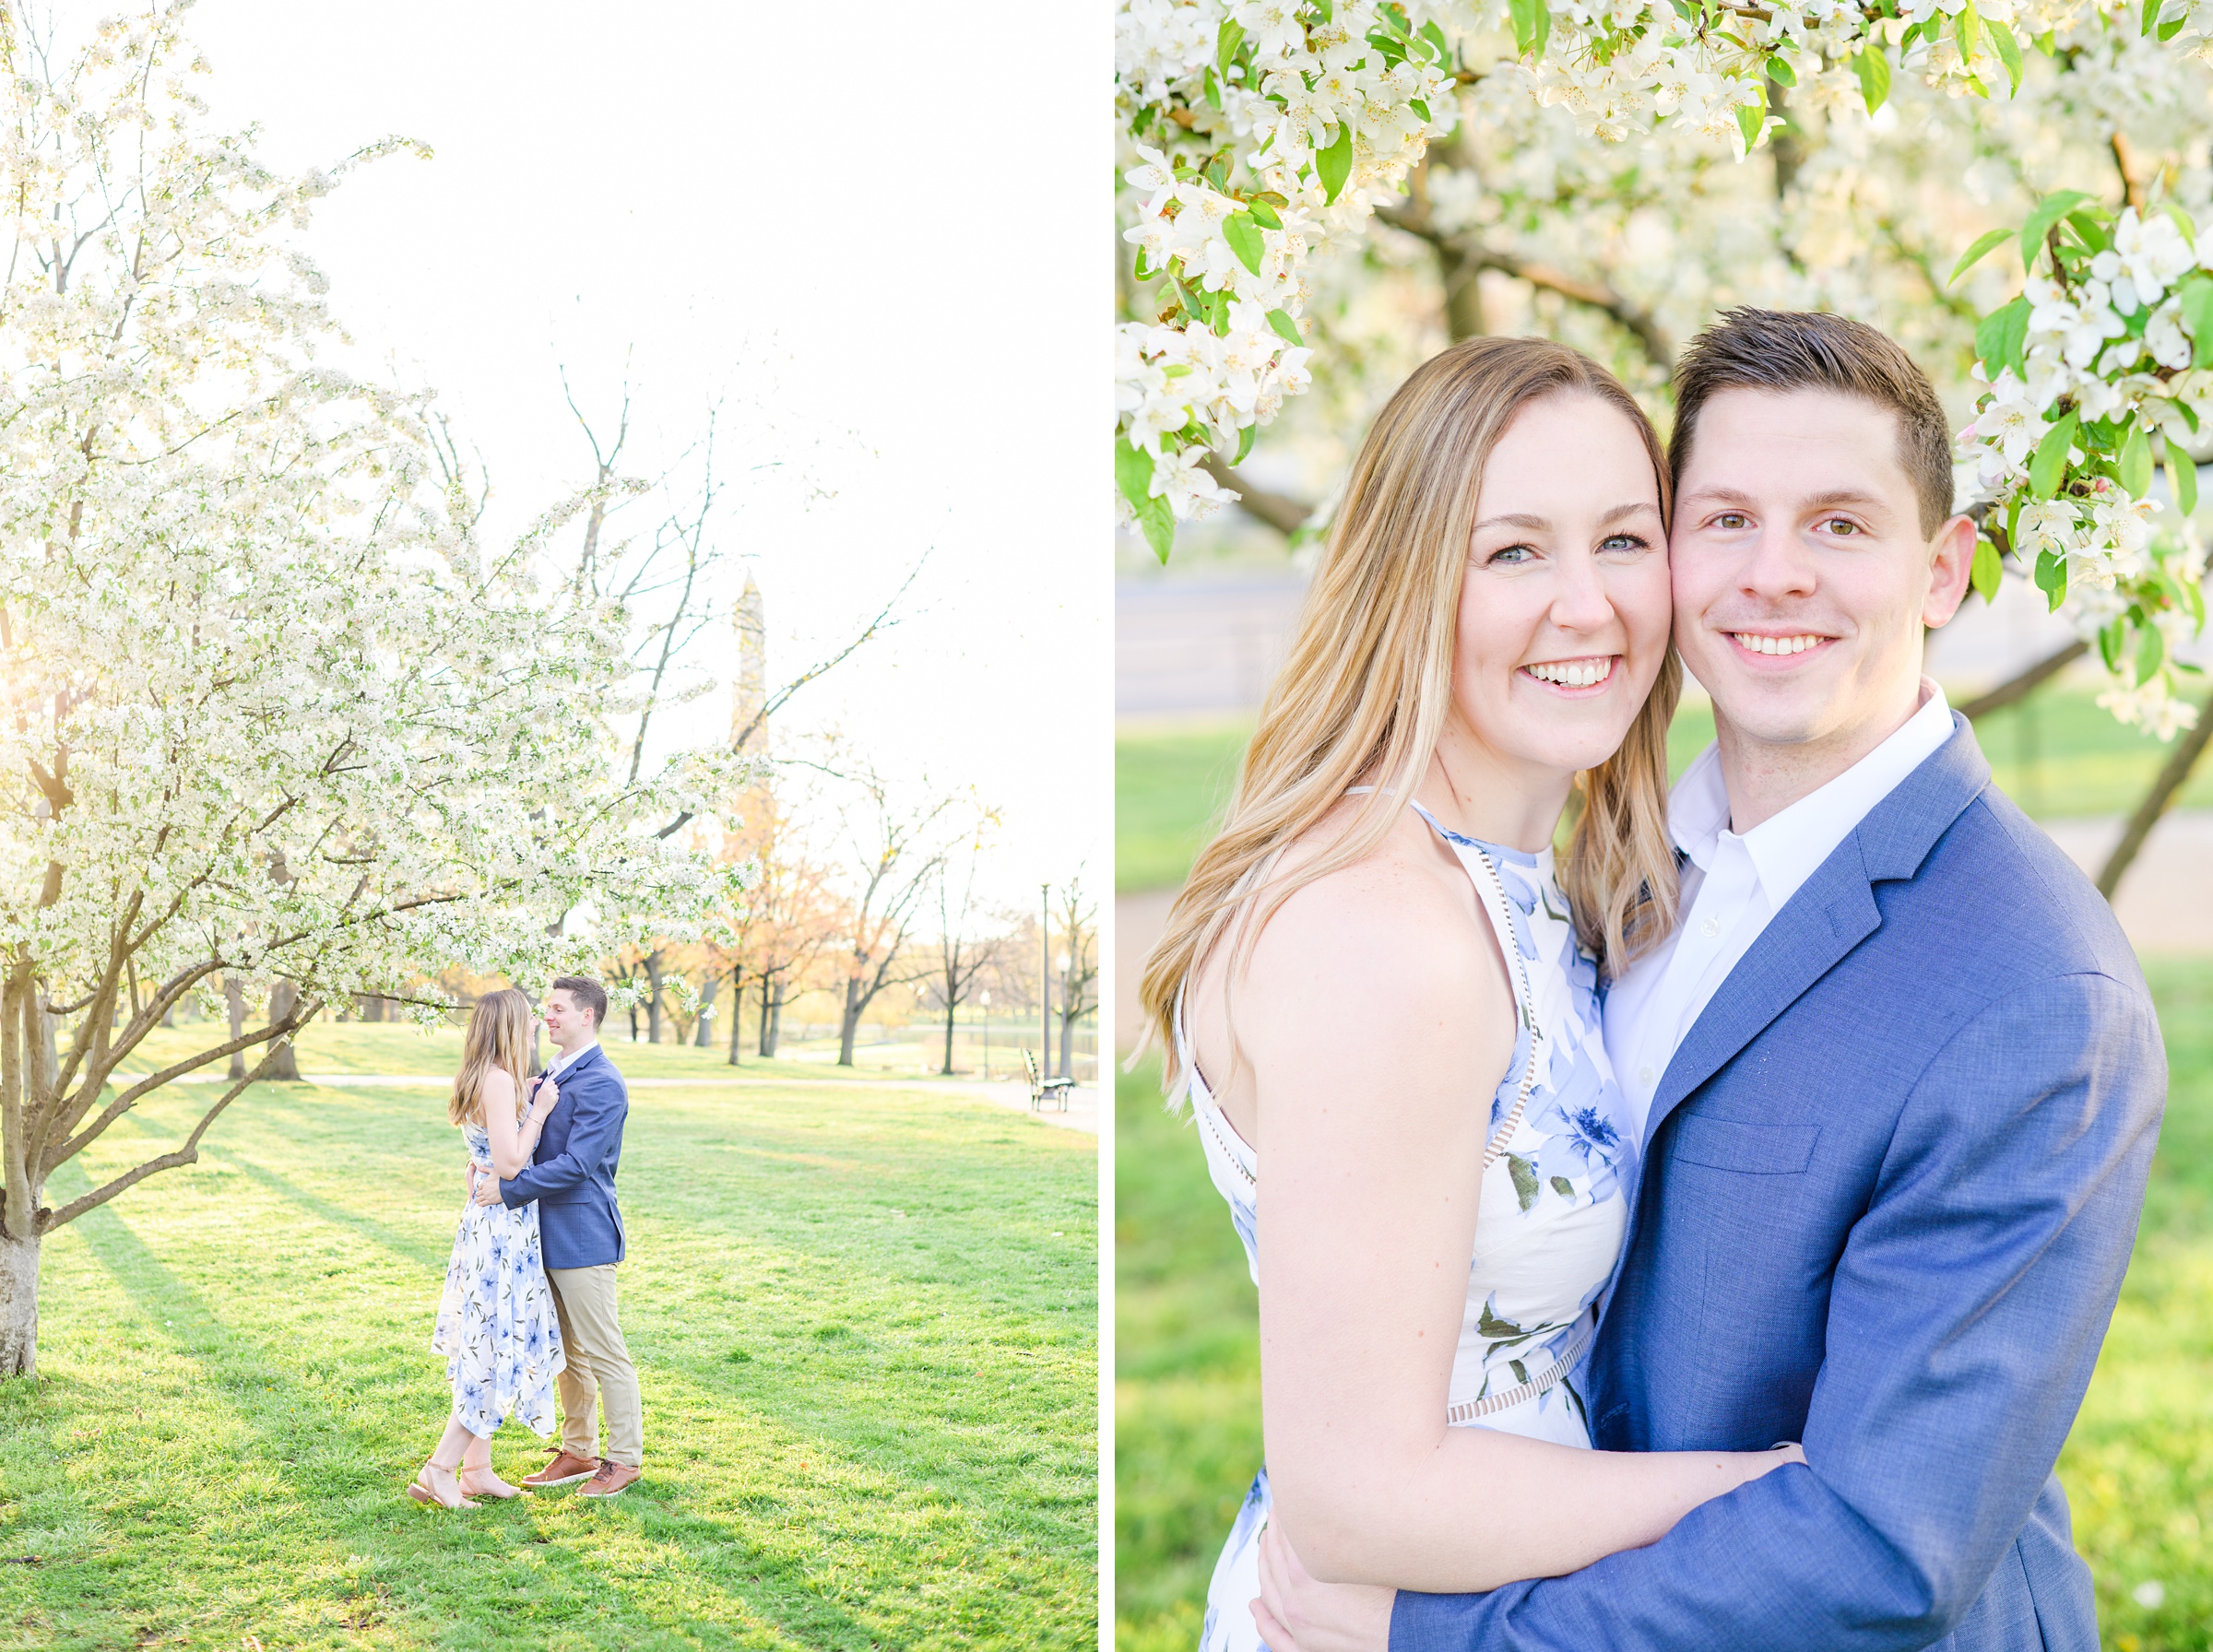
[1140,310,2167,1652]
[408,976,646,1509]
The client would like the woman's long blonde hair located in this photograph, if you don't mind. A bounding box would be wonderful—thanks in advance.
[449,988,534,1128]
[1137,336,1683,1075]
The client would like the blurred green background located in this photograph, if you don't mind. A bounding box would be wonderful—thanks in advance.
[1115,686,2213,1652]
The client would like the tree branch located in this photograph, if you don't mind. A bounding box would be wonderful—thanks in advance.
[39,1010,318,1233]
[2098,687,2213,899]
[1198,452,1315,536]
[1957,640,2089,722]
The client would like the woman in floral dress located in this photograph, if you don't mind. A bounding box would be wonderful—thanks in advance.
[1138,338,1802,1648]
[411,987,566,1510]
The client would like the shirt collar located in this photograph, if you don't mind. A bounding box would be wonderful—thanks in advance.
[546,1039,598,1077]
[1671,678,1954,911]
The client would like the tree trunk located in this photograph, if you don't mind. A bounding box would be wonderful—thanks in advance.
[225,975,247,1081]
[727,966,744,1067]
[266,982,302,1081]
[693,974,717,1048]
[2098,686,2213,897]
[762,978,784,1059]
[0,1230,38,1379]
[838,977,863,1067]
[942,990,958,1077]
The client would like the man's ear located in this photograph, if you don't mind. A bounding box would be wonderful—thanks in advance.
[1923,513,1979,631]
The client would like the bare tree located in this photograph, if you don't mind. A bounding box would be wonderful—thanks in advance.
[927,809,1006,1075]
[1052,875,1099,1082]
[833,773,957,1068]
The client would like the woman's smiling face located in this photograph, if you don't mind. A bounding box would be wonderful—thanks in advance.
[1447,391,1674,783]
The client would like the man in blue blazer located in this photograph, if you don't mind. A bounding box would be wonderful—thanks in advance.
[1257,311,2166,1650]
[473,974,643,1497]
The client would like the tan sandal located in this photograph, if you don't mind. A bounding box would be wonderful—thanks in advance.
[407,1460,479,1510]
[459,1466,521,1500]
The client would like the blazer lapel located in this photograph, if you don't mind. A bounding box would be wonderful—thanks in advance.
[1639,714,1994,1159]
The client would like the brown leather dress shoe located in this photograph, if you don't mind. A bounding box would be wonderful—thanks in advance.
[520,1450,601,1489]
[577,1461,643,1499]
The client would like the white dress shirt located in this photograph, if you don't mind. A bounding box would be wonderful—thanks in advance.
[541,1038,598,1082]
[1603,680,1956,1144]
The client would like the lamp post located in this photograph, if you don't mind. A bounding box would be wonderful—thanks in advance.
[1041,881,1052,1080]
[1056,950,1071,1084]
[979,988,990,1081]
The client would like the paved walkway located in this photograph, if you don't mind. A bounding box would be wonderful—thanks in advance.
[112,1070,1099,1137]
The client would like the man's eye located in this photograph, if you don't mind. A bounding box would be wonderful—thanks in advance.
[1823,517,1862,536]
[1712,513,1749,530]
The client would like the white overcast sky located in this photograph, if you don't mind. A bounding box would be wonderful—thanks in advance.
[160,0,1106,913]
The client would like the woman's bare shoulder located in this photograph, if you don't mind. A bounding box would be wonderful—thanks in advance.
[479,1067,517,1102]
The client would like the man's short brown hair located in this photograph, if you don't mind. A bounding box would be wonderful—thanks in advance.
[549,974,608,1028]
[1670,308,1955,536]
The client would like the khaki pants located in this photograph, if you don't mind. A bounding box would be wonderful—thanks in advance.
[547,1264,644,1468]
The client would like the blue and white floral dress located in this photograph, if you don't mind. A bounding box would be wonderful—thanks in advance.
[430,1119,566,1439]
[1184,803,1638,1652]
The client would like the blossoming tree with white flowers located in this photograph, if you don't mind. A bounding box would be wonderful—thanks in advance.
[0,7,729,1376]
[1119,0,2213,884]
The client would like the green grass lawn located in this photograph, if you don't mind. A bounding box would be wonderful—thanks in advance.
[1115,683,2213,893]
[1,1030,1095,1650]
[1117,958,2213,1650]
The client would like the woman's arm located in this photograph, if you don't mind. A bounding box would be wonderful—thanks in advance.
[1235,856,1793,1596]
[483,1070,558,1180]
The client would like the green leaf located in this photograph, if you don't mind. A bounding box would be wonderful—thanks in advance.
[1970,536,2004,603]
[2120,422,2154,498]
[1509,1358,1531,1385]
[1215,17,1246,74]
[2065,209,2111,254]
[1235,422,1258,465]
[1853,46,1891,113]
[1766,54,1797,86]
[1420,18,1452,59]
[2100,617,2126,672]
[1987,19,2024,91]
[1316,123,1354,205]
[1506,0,1551,55]
[1409,97,1431,121]
[1222,210,1266,277]
[2171,451,2200,517]
[2030,408,2078,500]
[1478,1299,1528,1339]
[2180,274,2213,368]
[1265,308,1305,348]
[2159,10,2186,40]
[2138,622,2166,680]
[1976,295,2032,376]
[2020,190,2094,272]
[2035,548,2070,610]
[1737,100,1765,152]
[1246,197,1282,230]
[1116,440,1177,562]
[2162,202,2201,243]
[1203,67,1224,112]
[1949,227,2014,286]
[2142,0,2162,34]
[1507,1152,1540,1212]
[1957,0,1982,63]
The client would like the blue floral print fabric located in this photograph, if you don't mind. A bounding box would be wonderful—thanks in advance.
[430,1122,566,1439]
[1186,816,1638,1652]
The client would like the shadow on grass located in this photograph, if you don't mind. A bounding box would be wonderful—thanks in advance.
[202,1143,451,1271]
[62,1195,898,1651]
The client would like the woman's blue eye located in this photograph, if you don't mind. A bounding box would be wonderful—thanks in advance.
[1489,544,1534,565]
[1599,534,1647,553]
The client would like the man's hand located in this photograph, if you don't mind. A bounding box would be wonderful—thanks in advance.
[1252,1521,1395,1652]
[471,1171,504,1208]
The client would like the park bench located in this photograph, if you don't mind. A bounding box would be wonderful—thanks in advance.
[1024,1048,1075,1113]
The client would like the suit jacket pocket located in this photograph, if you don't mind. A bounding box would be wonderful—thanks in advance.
[1672,1116,1820,1175]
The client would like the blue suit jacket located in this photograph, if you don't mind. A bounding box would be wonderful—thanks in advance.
[500,1042,629,1270]
[1395,716,2166,1652]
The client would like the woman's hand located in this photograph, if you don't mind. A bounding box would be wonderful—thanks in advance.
[528,1076,560,1122]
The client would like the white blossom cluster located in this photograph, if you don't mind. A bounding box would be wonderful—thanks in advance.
[1118,0,2213,558]
[0,11,732,1170]
[1958,203,2213,733]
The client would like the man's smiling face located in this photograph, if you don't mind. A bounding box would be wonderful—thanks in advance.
[1670,386,1973,765]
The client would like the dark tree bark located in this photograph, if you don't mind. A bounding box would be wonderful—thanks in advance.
[2098,686,2213,898]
